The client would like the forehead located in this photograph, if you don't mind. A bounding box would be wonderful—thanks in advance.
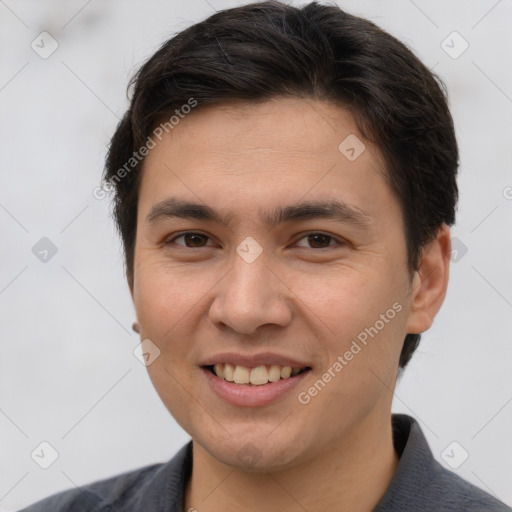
[137,97,398,228]
[146,97,367,158]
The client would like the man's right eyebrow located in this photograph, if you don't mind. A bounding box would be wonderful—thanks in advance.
[146,198,232,226]
[145,197,374,229]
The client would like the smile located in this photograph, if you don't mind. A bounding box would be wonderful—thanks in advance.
[206,363,311,385]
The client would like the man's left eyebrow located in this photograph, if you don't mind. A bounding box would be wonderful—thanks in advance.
[266,200,373,228]
[145,197,373,228]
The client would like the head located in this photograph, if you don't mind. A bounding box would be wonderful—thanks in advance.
[104,1,458,469]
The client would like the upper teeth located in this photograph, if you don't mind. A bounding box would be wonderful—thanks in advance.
[213,363,304,385]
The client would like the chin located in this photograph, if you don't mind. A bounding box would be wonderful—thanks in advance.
[195,425,312,472]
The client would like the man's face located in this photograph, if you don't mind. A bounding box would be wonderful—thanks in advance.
[130,97,418,471]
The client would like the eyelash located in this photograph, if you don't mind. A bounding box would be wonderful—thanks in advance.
[164,231,344,249]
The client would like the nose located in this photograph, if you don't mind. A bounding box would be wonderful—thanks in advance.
[208,247,292,336]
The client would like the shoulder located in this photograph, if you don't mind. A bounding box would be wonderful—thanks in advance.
[426,460,511,512]
[17,462,163,512]
[377,414,511,512]
[18,442,193,512]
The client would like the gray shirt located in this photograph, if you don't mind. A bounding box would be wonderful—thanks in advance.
[19,414,511,511]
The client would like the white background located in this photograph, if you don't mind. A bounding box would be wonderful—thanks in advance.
[1,0,511,510]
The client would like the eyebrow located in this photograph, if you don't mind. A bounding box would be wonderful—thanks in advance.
[145,197,373,229]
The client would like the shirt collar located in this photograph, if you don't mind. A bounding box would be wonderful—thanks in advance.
[373,413,436,511]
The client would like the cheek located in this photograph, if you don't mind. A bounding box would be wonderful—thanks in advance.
[132,262,206,375]
[289,262,408,379]
[133,263,207,429]
[135,261,198,328]
[288,263,398,336]
[298,290,406,425]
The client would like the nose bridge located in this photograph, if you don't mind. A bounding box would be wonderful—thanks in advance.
[231,245,270,300]
[209,240,290,334]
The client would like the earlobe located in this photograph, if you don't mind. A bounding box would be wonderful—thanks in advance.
[405,225,451,334]
[127,272,140,334]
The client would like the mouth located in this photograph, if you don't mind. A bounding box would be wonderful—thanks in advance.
[203,363,312,386]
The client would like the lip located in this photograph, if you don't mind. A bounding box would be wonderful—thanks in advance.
[199,351,311,368]
[202,366,311,407]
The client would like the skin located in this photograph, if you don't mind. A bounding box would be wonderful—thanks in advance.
[129,97,451,512]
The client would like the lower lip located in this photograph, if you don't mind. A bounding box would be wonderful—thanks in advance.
[202,367,311,407]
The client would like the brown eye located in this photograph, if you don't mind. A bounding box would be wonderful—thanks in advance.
[308,234,333,248]
[167,232,212,248]
[296,233,339,249]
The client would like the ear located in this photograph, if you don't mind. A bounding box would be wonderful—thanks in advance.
[406,224,451,334]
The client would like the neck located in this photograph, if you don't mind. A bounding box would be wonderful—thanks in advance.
[184,410,399,512]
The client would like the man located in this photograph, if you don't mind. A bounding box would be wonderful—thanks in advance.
[20,1,511,511]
